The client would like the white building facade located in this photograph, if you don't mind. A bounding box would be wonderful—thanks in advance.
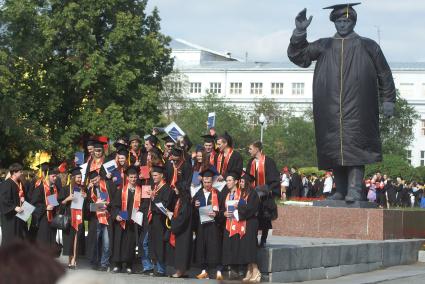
[170,39,425,167]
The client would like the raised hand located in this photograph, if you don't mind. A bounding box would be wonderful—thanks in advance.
[295,8,313,31]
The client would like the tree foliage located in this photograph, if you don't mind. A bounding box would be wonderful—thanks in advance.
[0,0,173,165]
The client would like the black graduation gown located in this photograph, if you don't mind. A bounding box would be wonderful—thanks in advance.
[148,183,175,264]
[214,150,243,178]
[165,159,193,192]
[166,196,192,271]
[290,172,302,198]
[111,187,141,264]
[60,186,86,256]
[85,180,117,259]
[0,179,27,245]
[288,31,396,169]
[246,156,280,230]
[193,188,223,266]
[222,191,259,265]
[31,181,63,247]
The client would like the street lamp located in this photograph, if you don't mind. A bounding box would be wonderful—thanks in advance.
[259,113,266,142]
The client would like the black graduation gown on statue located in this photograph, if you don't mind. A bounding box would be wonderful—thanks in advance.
[166,196,193,271]
[214,150,243,178]
[111,186,141,264]
[222,190,259,265]
[192,187,225,266]
[148,183,175,264]
[165,159,193,192]
[31,181,63,247]
[246,156,280,230]
[288,31,396,169]
[85,180,117,259]
[60,186,86,256]
[0,179,27,245]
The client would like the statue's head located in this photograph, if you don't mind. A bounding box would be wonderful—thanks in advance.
[324,2,360,37]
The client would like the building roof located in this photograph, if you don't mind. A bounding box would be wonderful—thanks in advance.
[170,38,240,61]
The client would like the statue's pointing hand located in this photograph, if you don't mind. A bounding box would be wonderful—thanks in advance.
[295,8,313,31]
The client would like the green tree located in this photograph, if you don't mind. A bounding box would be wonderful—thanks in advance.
[0,0,173,164]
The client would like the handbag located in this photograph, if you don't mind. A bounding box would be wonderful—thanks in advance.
[51,206,70,230]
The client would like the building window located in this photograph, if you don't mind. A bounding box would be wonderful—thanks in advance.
[292,82,305,95]
[421,151,425,166]
[209,82,221,94]
[271,82,284,95]
[171,82,182,93]
[250,82,263,95]
[190,82,202,94]
[230,82,242,94]
[400,83,414,97]
[407,150,412,165]
[421,120,425,136]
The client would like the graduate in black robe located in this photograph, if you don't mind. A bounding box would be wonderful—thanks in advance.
[214,132,243,181]
[246,141,280,247]
[165,146,193,192]
[59,167,86,269]
[148,165,175,277]
[110,166,142,274]
[193,168,225,280]
[0,163,27,245]
[85,170,116,271]
[165,181,192,278]
[238,172,261,282]
[31,166,62,249]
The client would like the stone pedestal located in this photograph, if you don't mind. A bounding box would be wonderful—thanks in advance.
[272,205,425,240]
[313,200,378,208]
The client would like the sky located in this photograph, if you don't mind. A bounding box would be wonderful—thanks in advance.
[146,0,425,62]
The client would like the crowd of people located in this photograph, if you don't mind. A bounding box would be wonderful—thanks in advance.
[0,128,281,282]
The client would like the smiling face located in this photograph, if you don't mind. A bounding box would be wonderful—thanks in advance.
[334,17,356,37]
[128,173,137,186]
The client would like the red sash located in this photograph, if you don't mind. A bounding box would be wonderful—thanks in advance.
[250,155,266,186]
[12,179,24,200]
[148,180,166,223]
[171,160,184,189]
[216,148,233,176]
[90,180,110,225]
[225,188,247,238]
[43,181,58,223]
[120,183,142,229]
[169,198,181,248]
[71,185,84,231]
[205,187,220,212]
[90,157,104,172]
[209,151,216,165]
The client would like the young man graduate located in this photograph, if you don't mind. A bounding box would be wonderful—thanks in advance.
[0,163,27,245]
[165,146,193,191]
[86,169,117,271]
[213,132,243,182]
[110,166,143,274]
[148,165,176,277]
[193,167,225,280]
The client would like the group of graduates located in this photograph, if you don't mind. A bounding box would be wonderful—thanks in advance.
[0,129,280,282]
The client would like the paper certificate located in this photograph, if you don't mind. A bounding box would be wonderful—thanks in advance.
[80,163,88,182]
[89,202,107,212]
[47,194,59,207]
[142,185,152,199]
[212,180,226,192]
[103,159,117,174]
[199,205,214,224]
[15,201,35,222]
[71,192,84,210]
[155,202,172,219]
[131,209,143,226]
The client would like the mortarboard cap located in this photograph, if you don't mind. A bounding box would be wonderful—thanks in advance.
[113,141,128,150]
[116,148,129,157]
[226,171,241,180]
[36,162,50,172]
[200,167,219,178]
[145,135,159,146]
[69,166,82,177]
[125,165,139,176]
[88,170,99,180]
[201,134,216,143]
[93,140,107,149]
[48,166,59,175]
[323,2,360,22]
[87,138,97,147]
[151,165,165,174]
[219,131,233,148]
[170,146,183,157]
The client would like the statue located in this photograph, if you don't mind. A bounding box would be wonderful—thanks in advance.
[287,3,396,202]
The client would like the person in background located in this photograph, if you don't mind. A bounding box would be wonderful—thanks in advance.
[280,167,290,200]
[323,172,333,198]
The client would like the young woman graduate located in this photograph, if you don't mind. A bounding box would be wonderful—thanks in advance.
[222,171,260,282]
[165,181,193,278]
[110,166,143,274]
[60,166,86,269]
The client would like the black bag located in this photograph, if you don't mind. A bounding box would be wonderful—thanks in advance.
[51,207,70,230]
[262,195,278,221]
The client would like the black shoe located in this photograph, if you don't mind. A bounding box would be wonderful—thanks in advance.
[153,271,166,277]
[111,267,120,273]
[98,266,108,272]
